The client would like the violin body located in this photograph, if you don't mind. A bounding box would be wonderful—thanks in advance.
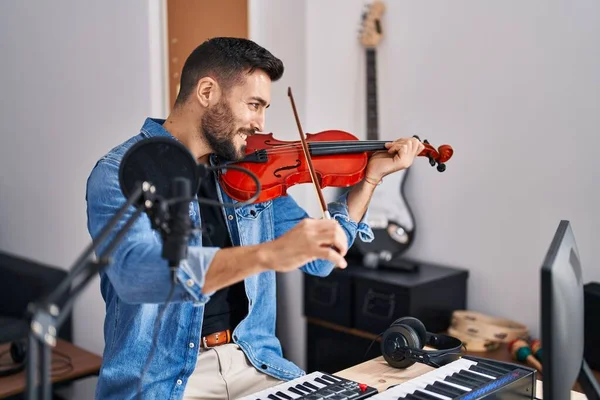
[218,129,453,204]
[219,130,368,204]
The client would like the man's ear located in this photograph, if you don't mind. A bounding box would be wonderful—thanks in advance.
[195,77,221,108]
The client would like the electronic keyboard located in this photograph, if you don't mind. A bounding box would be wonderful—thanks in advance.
[236,370,378,400]
[239,356,535,400]
[368,356,536,399]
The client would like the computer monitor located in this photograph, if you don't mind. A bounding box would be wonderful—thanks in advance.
[541,220,600,400]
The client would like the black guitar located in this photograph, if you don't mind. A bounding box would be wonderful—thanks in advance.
[351,1,417,266]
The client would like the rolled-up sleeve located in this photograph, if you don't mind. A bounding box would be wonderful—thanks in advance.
[273,192,373,278]
[327,190,375,245]
[86,159,217,305]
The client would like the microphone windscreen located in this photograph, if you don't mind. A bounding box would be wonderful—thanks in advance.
[119,137,199,203]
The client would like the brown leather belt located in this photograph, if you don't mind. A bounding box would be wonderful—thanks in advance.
[201,329,231,348]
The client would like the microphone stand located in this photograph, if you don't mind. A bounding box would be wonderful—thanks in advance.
[25,180,162,400]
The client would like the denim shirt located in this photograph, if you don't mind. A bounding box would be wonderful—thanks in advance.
[85,118,374,400]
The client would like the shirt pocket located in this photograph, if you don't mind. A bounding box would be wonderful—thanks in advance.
[235,200,272,220]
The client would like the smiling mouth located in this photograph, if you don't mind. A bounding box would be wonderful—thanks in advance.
[239,129,259,141]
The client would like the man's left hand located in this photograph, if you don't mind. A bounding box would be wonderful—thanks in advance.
[364,137,425,183]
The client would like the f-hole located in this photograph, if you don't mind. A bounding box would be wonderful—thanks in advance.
[274,159,301,178]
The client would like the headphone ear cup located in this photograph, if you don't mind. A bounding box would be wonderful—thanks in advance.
[392,317,427,347]
[10,340,26,364]
[381,323,421,369]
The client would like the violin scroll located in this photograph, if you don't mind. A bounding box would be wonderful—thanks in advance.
[413,135,454,173]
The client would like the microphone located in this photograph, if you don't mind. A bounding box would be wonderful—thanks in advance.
[118,136,263,271]
[161,177,192,269]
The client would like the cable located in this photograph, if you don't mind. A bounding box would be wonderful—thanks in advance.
[137,273,177,400]
[363,332,385,360]
[0,348,73,378]
[164,163,262,209]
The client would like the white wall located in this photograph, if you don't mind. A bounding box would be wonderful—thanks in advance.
[248,0,311,370]
[0,0,165,359]
[304,0,600,343]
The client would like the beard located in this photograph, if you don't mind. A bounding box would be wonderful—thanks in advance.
[201,99,252,162]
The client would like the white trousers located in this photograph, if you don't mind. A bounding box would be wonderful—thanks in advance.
[182,343,282,399]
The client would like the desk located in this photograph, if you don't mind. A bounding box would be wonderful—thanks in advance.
[0,339,102,399]
[335,355,587,399]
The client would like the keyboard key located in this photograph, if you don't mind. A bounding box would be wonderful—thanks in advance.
[275,391,293,400]
[432,381,467,396]
[468,364,502,378]
[424,383,455,397]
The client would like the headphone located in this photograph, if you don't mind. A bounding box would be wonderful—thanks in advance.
[0,339,27,377]
[381,316,465,369]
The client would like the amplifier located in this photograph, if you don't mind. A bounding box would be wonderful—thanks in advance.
[584,282,600,370]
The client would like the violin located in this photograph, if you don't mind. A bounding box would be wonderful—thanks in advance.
[217,129,453,204]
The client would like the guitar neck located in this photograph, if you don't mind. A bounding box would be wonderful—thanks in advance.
[366,48,379,141]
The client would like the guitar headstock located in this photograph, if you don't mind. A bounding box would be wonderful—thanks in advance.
[359,1,386,48]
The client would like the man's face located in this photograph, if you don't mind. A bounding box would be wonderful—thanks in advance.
[201,70,271,161]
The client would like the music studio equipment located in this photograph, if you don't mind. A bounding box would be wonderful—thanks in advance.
[349,0,419,261]
[368,356,537,399]
[373,316,537,399]
[380,316,465,369]
[508,338,542,373]
[584,282,600,370]
[238,371,377,400]
[23,137,261,400]
[530,338,542,362]
[450,310,529,345]
[244,316,536,400]
[0,339,26,377]
[446,310,530,355]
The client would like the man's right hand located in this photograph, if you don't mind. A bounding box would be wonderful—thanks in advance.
[263,218,348,272]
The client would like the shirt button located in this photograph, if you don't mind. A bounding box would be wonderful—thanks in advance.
[189,342,194,348]
[186,279,194,287]
[176,379,183,385]
[228,215,234,220]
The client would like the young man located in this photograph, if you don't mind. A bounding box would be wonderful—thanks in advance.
[86,37,424,400]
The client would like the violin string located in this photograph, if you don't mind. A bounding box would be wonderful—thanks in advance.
[255,140,437,156]
[256,141,390,155]
[245,140,389,152]
[260,146,385,156]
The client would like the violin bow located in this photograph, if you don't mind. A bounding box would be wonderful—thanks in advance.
[287,87,331,220]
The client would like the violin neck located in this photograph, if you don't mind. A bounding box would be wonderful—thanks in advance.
[309,141,387,156]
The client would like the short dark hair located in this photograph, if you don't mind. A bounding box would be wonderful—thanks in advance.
[174,37,284,107]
